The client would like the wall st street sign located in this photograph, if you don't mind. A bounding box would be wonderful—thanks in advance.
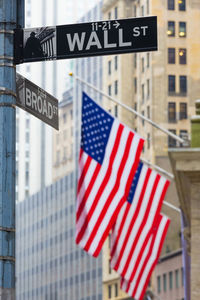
[14,16,157,64]
[16,73,59,130]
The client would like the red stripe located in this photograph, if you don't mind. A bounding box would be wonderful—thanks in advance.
[113,168,152,271]
[120,174,161,277]
[132,217,170,300]
[79,148,84,161]
[84,131,134,254]
[76,124,123,245]
[76,162,101,222]
[77,156,92,195]
[127,179,170,282]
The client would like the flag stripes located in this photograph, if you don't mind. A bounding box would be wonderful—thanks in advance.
[110,163,170,280]
[120,214,170,300]
[76,115,144,256]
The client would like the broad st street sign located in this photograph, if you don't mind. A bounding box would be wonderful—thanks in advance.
[16,73,59,130]
[14,16,157,64]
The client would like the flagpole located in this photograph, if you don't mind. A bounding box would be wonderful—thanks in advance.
[69,73,185,144]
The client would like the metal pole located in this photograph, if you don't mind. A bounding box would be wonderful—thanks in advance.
[70,73,185,144]
[0,0,19,298]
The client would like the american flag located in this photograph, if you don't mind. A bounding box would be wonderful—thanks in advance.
[76,92,144,257]
[120,214,170,300]
[110,161,170,279]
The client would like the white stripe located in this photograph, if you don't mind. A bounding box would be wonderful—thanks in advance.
[124,176,166,280]
[76,157,98,213]
[76,120,120,236]
[134,216,167,299]
[88,133,141,254]
[110,202,127,249]
[78,151,88,181]
[117,170,157,275]
[111,164,148,268]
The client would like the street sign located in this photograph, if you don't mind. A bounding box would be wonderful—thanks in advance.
[14,16,157,64]
[16,73,59,130]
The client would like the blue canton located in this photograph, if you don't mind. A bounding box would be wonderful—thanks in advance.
[81,92,114,165]
[127,161,143,204]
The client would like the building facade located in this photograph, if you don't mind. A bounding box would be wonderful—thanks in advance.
[154,249,184,300]
[102,0,200,299]
[16,172,102,300]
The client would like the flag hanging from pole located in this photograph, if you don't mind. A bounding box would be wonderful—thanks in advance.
[120,214,170,300]
[110,161,170,278]
[76,92,144,257]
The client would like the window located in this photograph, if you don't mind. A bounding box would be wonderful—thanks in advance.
[168,130,177,147]
[181,267,184,286]
[147,106,150,118]
[179,0,186,11]
[108,61,111,75]
[134,78,137,93]
[70,109,73,119]
[114,80,118,95]
[108,85,112,96]
[115,283,118,297]
[147,133,150,149]
[26,131,29,143]
[147,0,149,14]
[63,113,67,123]
[142,84,145,102]
[180,102,187,119]
[168,75,176,93]
[108,285,112,299]
[168,48,176,64]
[180,130,189,147]
[147,53,150,67]
[142,111,145,126]
[163,273,167,292]
[108,259,112,274]
[157,276,161,293]
[133,5,137,17]
[179,48,186,64]
[108,12,111,20]
[114,105,118,117]
[114,56,118,70]
[142,57,145,72]
[134,53,137,68]
[167,21,175,36]
[168,0,174,10]
[147,79,150,98]
[180,75,187,93]
[175,269,179,288]
[168,102,176,122]
[114,7,118,19]
[179,22,186,37]
[141,5,144,16]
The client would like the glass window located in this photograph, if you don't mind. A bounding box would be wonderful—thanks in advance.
[63,113,67,123]
[181,267,184,286]
[147,106,150,118]
[133,5,137,17]
[163,273,167,292]
[168,130,177,147]
[167,21,175,36]
[147,53,150,67]
[147,79,150,98]
[147,0,150,14]
[108,85,112,96]
[180,75,187,93]
[180,102,187,119]
[108,259,112,274]
[168,75,176,93]
[134,78,137,93]
[114,56,118,70]
[114,80,118,95]
[147,133,150,149]
[142,111,145,126]
[108,285,112,299]
[168,0,175,10]
[142,57,145,72]
[108,61,111,75]
[175,269,179,288]
[115,283,118,297]
[142,84,145,102]
[180,130,188,147]
[134,53,137,68]
[179,0,186,11]
[114,7,118,19]
[168,102,176,122]
[108,12,111,20]
[179,22,186,37]
[168,48,176,64]
[157,276,161,293]
[114,105,118,117]
[179,48,187,64]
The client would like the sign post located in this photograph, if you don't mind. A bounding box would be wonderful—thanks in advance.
[14,16,157,64]
[16,73,59,130]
